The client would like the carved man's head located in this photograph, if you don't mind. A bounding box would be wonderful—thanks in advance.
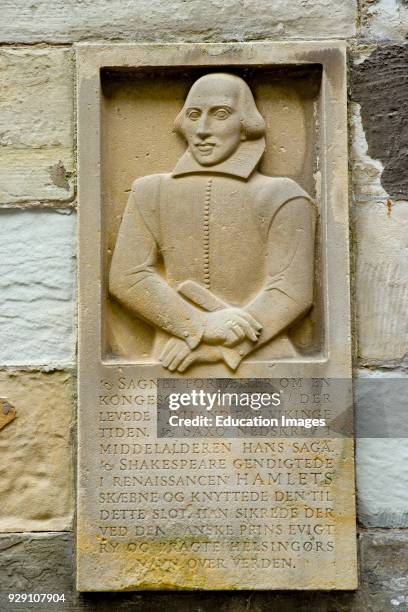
[174,73,265,166]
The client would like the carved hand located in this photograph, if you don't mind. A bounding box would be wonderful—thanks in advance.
[159,338,224,373]
[203,308,262,347]
[159,338,192,372]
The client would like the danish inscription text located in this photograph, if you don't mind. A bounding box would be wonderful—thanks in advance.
[93,375,341,580]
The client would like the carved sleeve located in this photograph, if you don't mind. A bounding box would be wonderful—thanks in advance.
[109,184,206,349]
[222,197,316,369]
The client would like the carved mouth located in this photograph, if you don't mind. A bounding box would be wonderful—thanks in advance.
[195,143,216,154]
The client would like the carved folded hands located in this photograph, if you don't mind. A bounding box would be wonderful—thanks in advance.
[159,306,262,372]
[203,308,262,346]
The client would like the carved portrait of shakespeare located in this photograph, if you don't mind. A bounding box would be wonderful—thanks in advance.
[109,73,316,372]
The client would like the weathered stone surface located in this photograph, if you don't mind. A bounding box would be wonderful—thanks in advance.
[2,530,408,610]
[352,45,408,201]
[0,371,74,532]
[0,48,74,205]
[0,210,76,366]
[354,201,408,362]
[355,369,408,527]
[357,439,408,528]
[360,0,408,41]
[0,0,357,44]
[358,529,408,610]
[350,102,388,201]
[0,533,73,608]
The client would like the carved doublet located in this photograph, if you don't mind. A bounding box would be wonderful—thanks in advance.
[134,171,310,308]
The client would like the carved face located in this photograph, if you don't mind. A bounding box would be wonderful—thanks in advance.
[180,76,244,166]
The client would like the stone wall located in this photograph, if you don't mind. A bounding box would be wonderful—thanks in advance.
[0,1,407,610]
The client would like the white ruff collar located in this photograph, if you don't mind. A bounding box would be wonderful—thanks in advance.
[172,138,265,180]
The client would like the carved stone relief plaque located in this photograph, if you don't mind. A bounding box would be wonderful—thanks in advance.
[77,43,357,591]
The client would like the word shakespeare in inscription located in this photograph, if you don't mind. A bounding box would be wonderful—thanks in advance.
[77,42,357,591]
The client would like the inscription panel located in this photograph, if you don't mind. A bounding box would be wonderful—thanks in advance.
[77,42,356,591]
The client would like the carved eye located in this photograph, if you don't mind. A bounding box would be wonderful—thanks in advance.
[187,109,201,121]
[213,108,230,120]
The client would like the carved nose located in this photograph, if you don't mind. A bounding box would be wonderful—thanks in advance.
[196,115,211,138]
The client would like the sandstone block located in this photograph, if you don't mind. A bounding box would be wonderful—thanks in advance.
[351,44,408,201]
[354,201,408,362]
[0,371,74,532]
[360,0,408,41]
[0,47,74,205]
[357,438,408,528]
[355,369,408,527]
[0,533,73,603]
[350,101,388,201]
[0,1,356,44]
[0,210,76,366]
[359,529,408,609]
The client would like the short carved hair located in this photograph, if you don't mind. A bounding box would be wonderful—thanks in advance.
[174,73,266,141]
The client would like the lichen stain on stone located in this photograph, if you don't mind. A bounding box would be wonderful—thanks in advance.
[352,45,408,200]
[49,160,71,190]
[0,398,16,431]
[79,533,245,590]
[387,199,393,217]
